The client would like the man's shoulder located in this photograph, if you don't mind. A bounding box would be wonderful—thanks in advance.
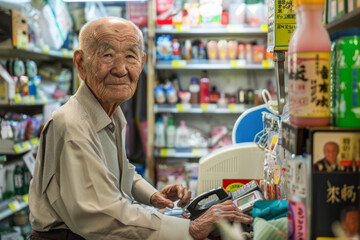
[51,97,92,139]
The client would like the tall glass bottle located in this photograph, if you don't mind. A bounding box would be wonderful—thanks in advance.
[289,0,331,126]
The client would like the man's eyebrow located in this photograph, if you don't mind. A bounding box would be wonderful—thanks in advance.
[98,42,116,53]
[128,43,141,52]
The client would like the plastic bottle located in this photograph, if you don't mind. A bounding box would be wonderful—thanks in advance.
[189,77,200,104]
[13,165,24,195]
[184,40,192,60]
[22,165,31,194]
[175,120,190,148]
[199,71,210,104]
[155,117,166,147]
[289,0,331,126]
[210,86,220,103]
[288,0,301,96]
[166,117,177,148]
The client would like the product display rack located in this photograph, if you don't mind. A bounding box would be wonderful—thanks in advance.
[154,147,209,158]
[0,194,28,222]
[325,7,360,34]
[0,138,39,155]
[146,1,274,184]
[154,103,253,114]
[155,59,274,70]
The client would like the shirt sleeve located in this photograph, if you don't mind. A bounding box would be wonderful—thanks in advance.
[50,138,193,240]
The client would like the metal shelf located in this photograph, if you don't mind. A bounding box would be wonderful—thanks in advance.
[0,195,28,221]
[154,148,209,158]
[0,41,73,63]
[155,25,268,37]
[0,138,39,155]
[155,59,274,70]
[154,103,253,114]
[325,8,360,34]
[0,95,70,107]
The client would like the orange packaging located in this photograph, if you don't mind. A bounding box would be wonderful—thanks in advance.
[252,45,265,63]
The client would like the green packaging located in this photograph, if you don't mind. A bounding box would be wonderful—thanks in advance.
[335,29,360,127]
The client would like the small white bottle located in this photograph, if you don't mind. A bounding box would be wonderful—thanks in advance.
[155,117,165,147]
[175,120,190,148]
[166,117,176,148]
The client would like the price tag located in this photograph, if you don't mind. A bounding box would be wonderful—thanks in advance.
[23,96,31,104]
[22,141,32,151]
[176,104,183,112]
[230,60,246,68]
[29,95,36,104]
[262,60,271,68]
[14,144,24,154]
[41,45,50,54]
[261,24,268,32]
[30,138,39,146]
[8,201,21,211]
[274,165,281,184]
[14,93,22,103]
[192,149,200,157]
[23,194,29,204]
[228,104,237,112]
[171,60,187,68]
[160,149,167,157]
[200,104,208,112]
[227,25,242,32]
[61,48,69,57]
[176,25,190,32]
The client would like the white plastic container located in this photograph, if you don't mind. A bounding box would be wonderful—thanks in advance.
[166,117,177,148]
[175,120,190,148]
[155,117,165,147]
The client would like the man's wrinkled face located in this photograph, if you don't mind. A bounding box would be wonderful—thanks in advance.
[324,143,339,165]
[83,21,145,105]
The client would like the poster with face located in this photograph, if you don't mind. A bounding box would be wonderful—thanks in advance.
[312,131,360,172]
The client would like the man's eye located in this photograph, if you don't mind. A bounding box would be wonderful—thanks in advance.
[127,55,136,59]
[104,54,112,57]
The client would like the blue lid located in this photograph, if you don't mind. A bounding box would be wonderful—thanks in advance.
[190,77,199,83]
[330,28,360,41]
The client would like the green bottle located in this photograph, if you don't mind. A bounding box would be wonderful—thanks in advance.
[22,165,31,194]
[13,165,24,196]
[335,30,360,127]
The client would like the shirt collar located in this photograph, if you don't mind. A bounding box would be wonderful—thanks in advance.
[75,82,127,132]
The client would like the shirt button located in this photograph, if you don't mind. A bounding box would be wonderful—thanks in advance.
[108,123,114,131]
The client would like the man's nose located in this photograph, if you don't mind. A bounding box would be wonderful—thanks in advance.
[111,56,128,76]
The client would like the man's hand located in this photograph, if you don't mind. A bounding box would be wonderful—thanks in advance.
[189,200,253,240]
[150,184,191,208]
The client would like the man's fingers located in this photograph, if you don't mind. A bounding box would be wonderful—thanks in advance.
[177,188,191,208]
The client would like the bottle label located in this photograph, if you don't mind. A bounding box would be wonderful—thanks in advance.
[289,52,331,118]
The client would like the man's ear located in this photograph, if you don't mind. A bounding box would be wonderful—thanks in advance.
[73,49,86,81]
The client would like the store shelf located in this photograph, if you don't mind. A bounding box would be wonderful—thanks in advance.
[154,103,253,114]
[155,25,268,37]
[0,138,39,155]
[0,195,28,221]
[0,41,73,62]
[0,95,70,107]
[325,8,360,34]
[155,59,274,70]
[154,148,209,158]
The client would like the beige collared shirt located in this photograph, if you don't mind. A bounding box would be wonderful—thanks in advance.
[29,82,192,240]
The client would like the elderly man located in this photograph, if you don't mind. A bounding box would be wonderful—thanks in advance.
[314,141,340,172]
[28,17,252,240]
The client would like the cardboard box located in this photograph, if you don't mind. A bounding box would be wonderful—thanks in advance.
[0,64,15,104]
[0,6,28,49]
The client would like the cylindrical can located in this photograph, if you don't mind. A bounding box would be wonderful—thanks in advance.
[335,29,360,127]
